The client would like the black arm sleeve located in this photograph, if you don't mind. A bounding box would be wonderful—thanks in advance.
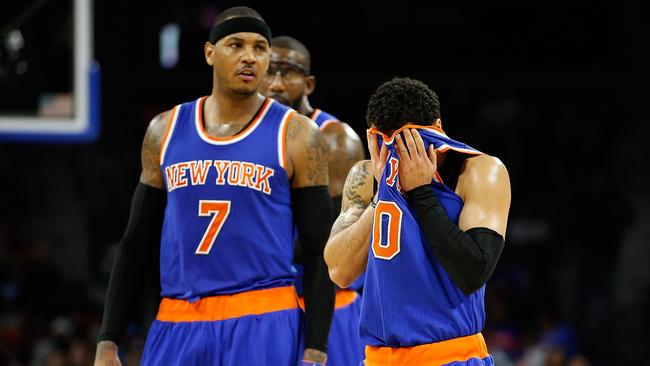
[97,182,166,344]
[292,186,336,353]
[332,195,343,217]
[404,185,505,295]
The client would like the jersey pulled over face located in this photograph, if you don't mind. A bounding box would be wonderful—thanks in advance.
[213,32,270,96]
[360,125,485,347]
[159,96,295,301]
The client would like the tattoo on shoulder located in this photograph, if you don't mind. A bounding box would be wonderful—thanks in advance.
[329,163,372,236]
[343,161,371,209]
[286,118,301,142]
[306,128,329,184]
[140,113,168,185]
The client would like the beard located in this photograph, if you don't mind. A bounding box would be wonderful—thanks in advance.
[269,93,302,110]
[289,97,302,110]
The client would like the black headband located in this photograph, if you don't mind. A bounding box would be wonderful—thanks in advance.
[209,16,272,45]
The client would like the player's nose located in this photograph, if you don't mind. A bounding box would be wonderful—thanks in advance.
[241,45,257,63]
[268,72,285,92]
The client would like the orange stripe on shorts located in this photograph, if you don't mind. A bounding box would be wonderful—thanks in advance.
[156,286,299,322]
[297,289,359,311]
[364,333,490,366]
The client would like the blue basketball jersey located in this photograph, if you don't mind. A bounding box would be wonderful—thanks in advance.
[310,108,340,130]
[360,125,484,347]
[159,96,296,301]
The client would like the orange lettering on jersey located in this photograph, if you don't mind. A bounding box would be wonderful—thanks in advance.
[176,162,190,188]
[189,160,213,185]
[164,165,177,192]
[214,160,232,185]
[240,162,256,188]
[255,165,274,195]
[227,161,243,186]
[386,157,399,187]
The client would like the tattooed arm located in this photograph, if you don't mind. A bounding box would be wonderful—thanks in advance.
[94,111,171,366]
[321,122,365,201]
[285,114,334,363]
[139,111,171,188]
[285,113,329,187]
[324,160,374,288]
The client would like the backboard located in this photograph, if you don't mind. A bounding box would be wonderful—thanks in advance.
[0,0,99,142]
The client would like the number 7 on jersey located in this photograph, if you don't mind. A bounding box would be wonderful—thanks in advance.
[196,200,231,255]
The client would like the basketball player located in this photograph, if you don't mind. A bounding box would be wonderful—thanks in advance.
[324,77,511,365]
[260,36,366,366]
[94,7,334,366]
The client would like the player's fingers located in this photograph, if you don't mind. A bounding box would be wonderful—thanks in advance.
[402,129,419,159]
[428,144,437,168]
[395,134,408,162]
[367,130,379,161]
[411,129,427,159]
[379,143,389,165]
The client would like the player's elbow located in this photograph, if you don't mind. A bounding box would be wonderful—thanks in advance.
[327,266,354,288]
[458,267,497,295]
[324,248,351,288]
[458,279,486,296]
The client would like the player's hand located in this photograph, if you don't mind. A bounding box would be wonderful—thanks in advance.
[394,129,437,192]
[302,348,327,365]
[367,129,388,183]
[94,341,122,366]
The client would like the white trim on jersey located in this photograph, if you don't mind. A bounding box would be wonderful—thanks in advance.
[311,109,322,122]
[277,109,294,170]
[318,119,340,130]
[437,144,482,155]
[159,105,181,166]
[194,98,274,145]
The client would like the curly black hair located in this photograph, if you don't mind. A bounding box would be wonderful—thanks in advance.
[366,77,441,133]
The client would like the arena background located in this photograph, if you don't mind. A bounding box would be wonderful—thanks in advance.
[1,0,649,365]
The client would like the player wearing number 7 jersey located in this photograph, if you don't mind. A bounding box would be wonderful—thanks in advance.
[94,6,335,366]
[324,77,511,365]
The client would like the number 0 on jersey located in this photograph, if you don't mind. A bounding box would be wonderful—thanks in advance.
[372,201,403,260]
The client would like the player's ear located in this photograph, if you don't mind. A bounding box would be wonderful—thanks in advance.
[434,118,442,128]
[304,75,316,96]
[204,42,215,66]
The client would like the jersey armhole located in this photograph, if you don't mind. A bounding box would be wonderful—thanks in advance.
[159,105,181,166]
[318,119,340,131]
[277,109,295,171]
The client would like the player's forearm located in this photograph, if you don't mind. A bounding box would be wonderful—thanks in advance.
[405,185,504,295]
[324,205,373,288]
[302,255,335,353]
[292,186,335,352]
[98,183,164,344]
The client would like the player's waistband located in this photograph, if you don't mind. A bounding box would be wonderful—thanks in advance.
[297,289,359,311]
[156,286,299,322]
[364,333,489,366]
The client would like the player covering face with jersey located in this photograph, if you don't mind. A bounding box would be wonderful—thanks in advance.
[325,77,511,365]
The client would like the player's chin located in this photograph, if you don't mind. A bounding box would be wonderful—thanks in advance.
[231,84,259,96]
